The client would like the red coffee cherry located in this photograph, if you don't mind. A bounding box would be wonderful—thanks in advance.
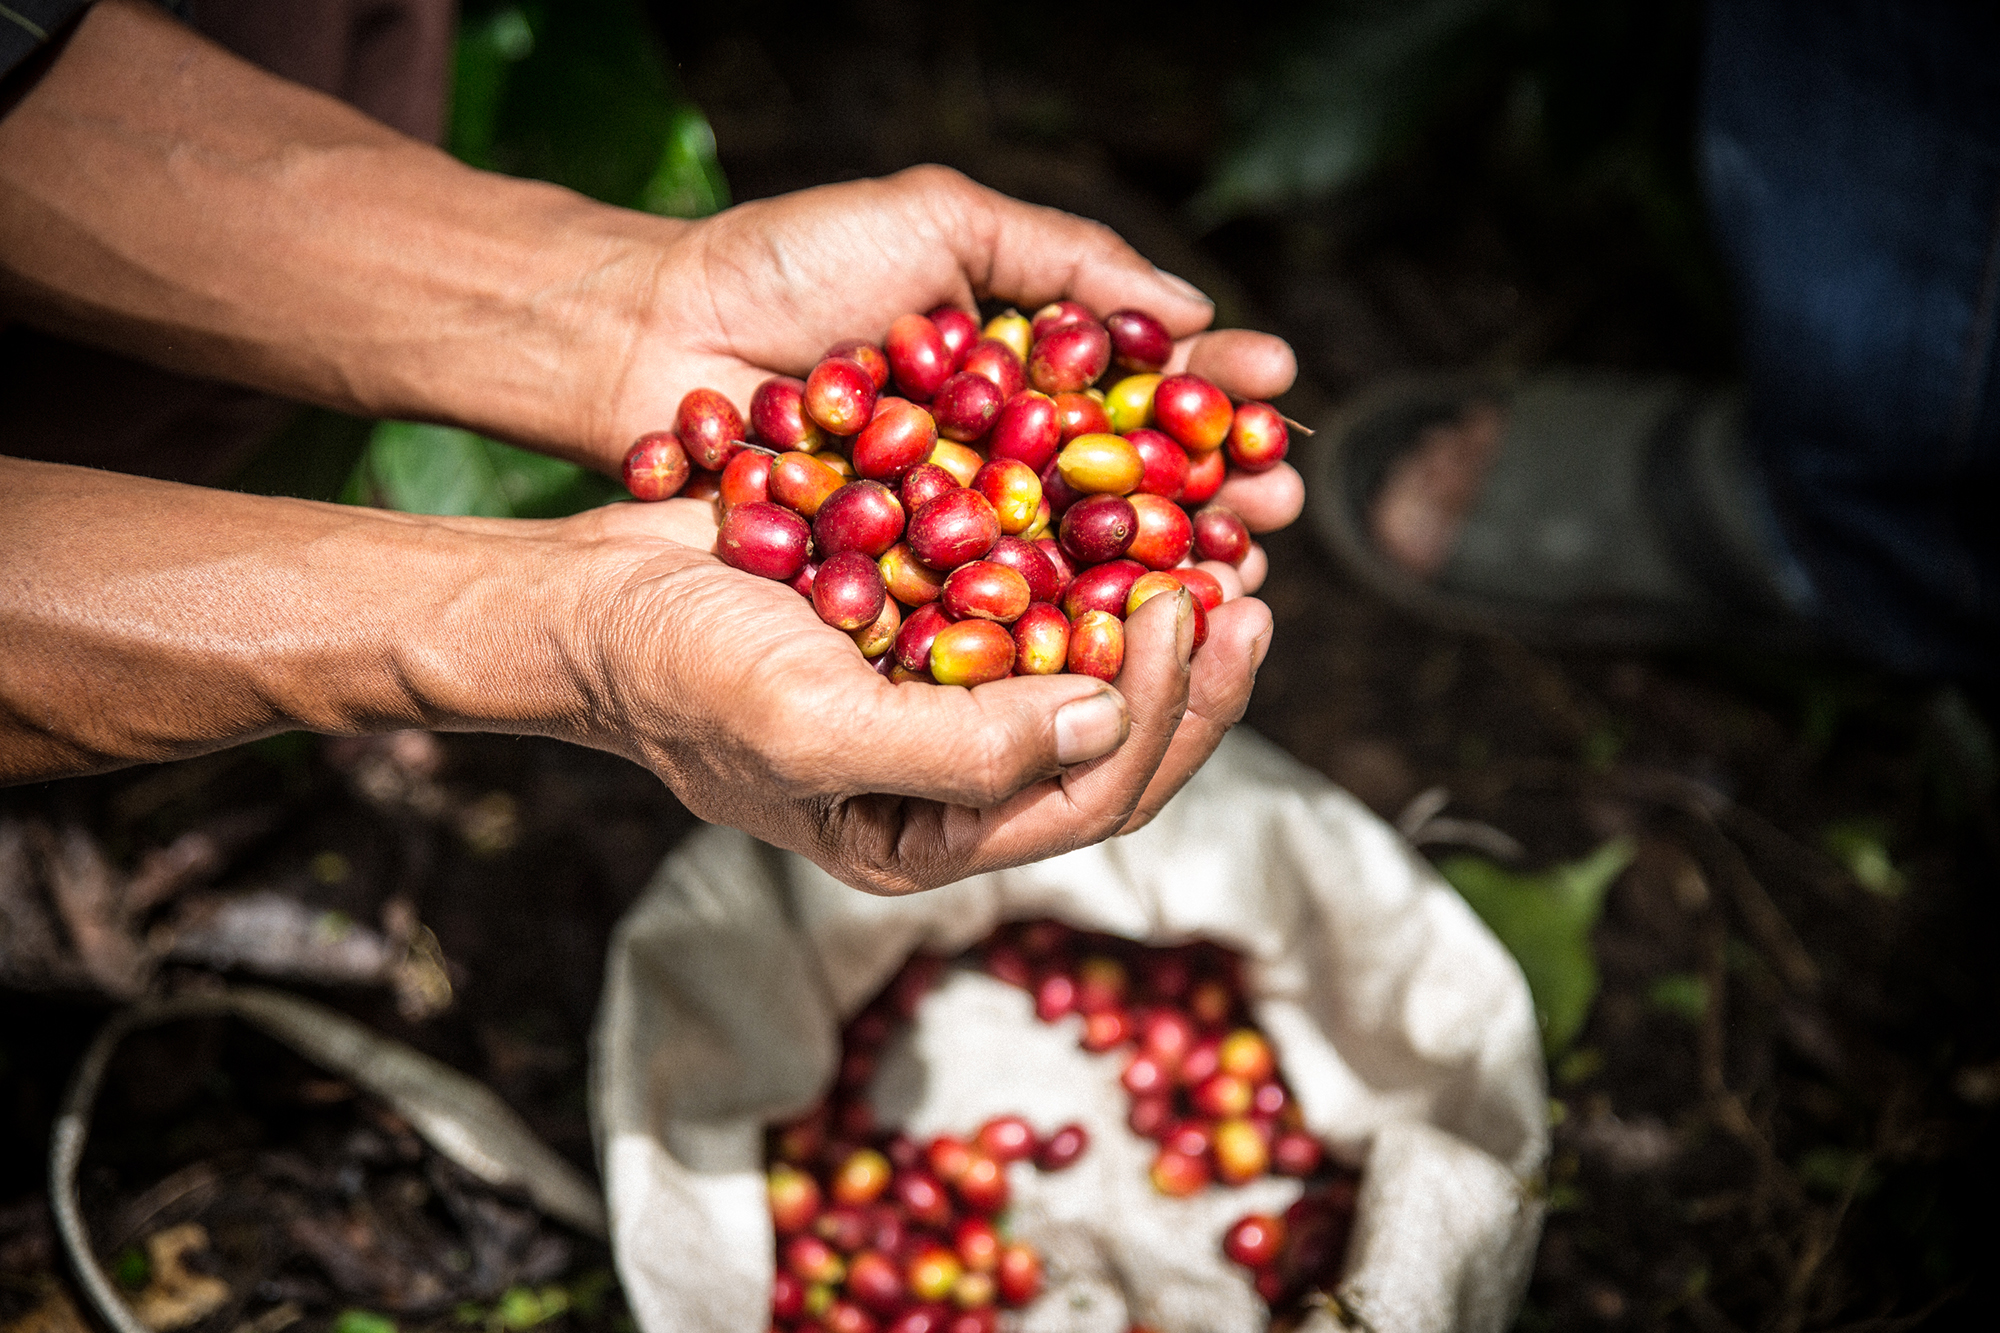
[676,387,745,471]
[716,501,809,581]
[1222,1213,1287,1270]
[623,431,690,500]
[1105,308,1174,372]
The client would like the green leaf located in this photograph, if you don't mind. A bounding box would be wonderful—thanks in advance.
[1545,1181,1586,1213]
[494,1286,566,1330]
[1439,838,1634,1056]
[1822,818,1906,899]
[348,422,622,519]
[1553,1045,1603,1086]
[639,107,730,219]
[113,1246,149,1290]
[1647,972,1708,1024]
[343,3,727,519]
[450,7,536,171]
[457,0,728,216]
[566,1269,617,1318]
[333,1312,398,1333]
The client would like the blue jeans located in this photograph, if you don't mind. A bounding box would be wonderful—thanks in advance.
[1703,0,1999,681]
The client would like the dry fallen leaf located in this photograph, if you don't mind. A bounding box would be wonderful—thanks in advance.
[131,1223,231,1332]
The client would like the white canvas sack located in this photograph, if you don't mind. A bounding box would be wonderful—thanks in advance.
[593,728,1548,1333]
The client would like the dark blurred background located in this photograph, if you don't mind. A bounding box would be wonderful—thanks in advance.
[5,4,1997,1333]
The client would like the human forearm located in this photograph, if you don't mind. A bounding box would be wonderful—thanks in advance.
[0,452,1260,896]
[0,456,615,780]
[0,0,667,467]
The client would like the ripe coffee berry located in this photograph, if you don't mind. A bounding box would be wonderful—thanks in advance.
[1222,1213,1286,1270]
[1181,444,1226,505]
[807,357,879,435]
[716,502,809,581]
[675,388,745,471]
[855,398,940,482]
[1152,373,1233,453]
[1033,1123,1088,1172]
[1058,495,1137,565]
[1065,610,1125,682]
[827,337,891,390]
[1062,560,1146,621]
[886,313,954,402]
[1030,299,1094,341]
[751,376,827,453]
[898,463,958,515]
[771,450,845,517]
[814,551,890,633]
[1127,426,1189,498]
[954,1218,1001,1273]
[1028,321,1112,394]
[909,489,1001,570]
[928,305,981,368]
[1124,494,1194,571]
[1226,400,1290,472]
[931,372,1004,441]
[929,620,1015,688]
[985,536,1063,604]
[1149,1148,1210,1197]
[973,1115,1037,1163]
[817,481,908,560]
[1192,504,1253,566]
[971,459,1043,534]
[622,431,689,500]
[1104,308,1173,373]
[961,339,1026,399]
[1050,391,1113,443]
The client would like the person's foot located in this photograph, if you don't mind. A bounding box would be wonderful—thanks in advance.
[1309,373,1822,652]
[1366,401,1503,578]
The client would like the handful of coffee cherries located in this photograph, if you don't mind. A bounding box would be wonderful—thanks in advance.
[622,303,1289,686]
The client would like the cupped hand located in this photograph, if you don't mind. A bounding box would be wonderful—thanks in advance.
[608,165,1304,583]
[567,497,1272,894]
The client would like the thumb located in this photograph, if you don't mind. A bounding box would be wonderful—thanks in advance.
[822,669,1132,808]
[926,170,1216,337]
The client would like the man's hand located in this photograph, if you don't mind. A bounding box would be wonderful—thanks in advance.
[560,497,1270,893]
[607,166,1305,586]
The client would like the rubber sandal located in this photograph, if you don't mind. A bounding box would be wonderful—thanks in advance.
[1305,371,1822,652]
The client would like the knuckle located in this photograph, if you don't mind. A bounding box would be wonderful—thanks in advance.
[901,162,973,196]
[1079,216,1124,252]
[765,747,834,801]
[962,726,1030,806]
[835,839,931,899]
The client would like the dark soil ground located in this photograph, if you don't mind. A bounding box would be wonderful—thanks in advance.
[4,4,1997,1333]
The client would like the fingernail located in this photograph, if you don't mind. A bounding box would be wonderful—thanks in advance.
[1250,628,1273,676]
[1055,690,1128,766]
[1152,266,1213,306]
[1175,591,1196,668]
